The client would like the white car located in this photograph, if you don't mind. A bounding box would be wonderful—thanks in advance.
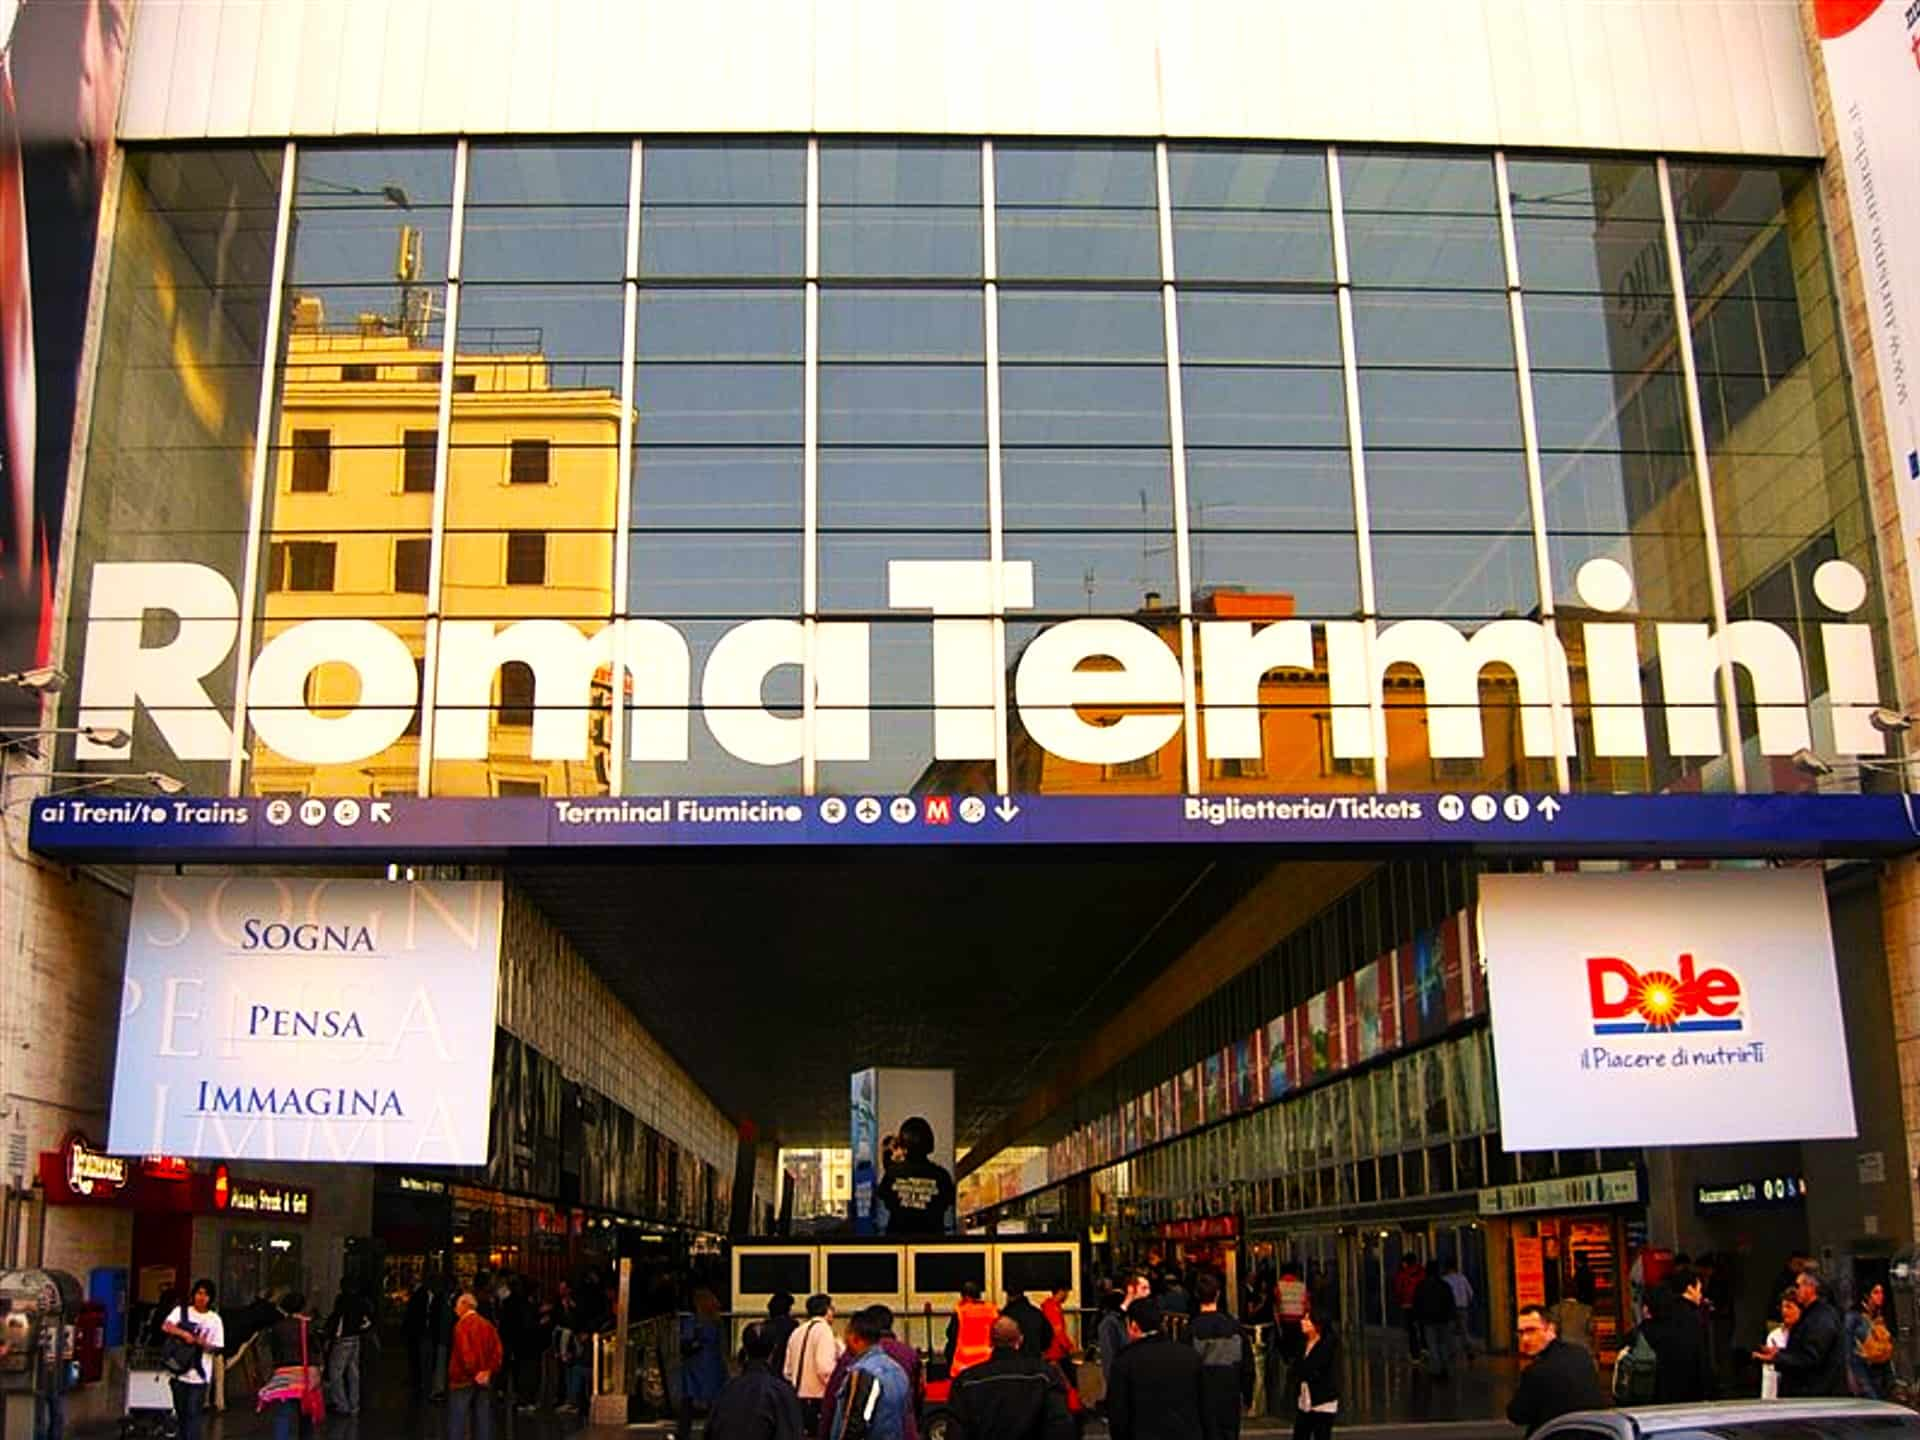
[1536,1400,1920,1440]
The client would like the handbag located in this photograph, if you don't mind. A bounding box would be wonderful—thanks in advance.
[161,1312,203,1379]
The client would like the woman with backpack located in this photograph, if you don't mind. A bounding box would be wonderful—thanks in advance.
[160,1279,225,1440]
[1846,1283,1895,1399]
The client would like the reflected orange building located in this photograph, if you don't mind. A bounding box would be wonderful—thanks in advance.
[921,590,1545,798]
[251,296,621,798]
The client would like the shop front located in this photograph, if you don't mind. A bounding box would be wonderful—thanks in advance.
[35,1137,345,1353]
[1482,1169,1641,1362]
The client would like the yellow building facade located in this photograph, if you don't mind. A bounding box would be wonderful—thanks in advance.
[252,298,621,797]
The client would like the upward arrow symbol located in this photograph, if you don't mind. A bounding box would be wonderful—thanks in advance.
[1538,796,1561,821]
[995,798,1021,822]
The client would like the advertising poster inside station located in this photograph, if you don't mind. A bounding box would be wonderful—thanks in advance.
[109,876,504,1164]
[1818,0,1920,643]
[1479,870,1857,1151]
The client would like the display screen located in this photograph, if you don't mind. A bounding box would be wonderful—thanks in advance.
[1002,1251,1072,1296]
[828,1252,901,1294]
[912,1251,987,1294]
[739,1253,812,1297]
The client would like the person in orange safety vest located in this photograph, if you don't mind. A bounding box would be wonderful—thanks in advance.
[944,1281,1000,1379]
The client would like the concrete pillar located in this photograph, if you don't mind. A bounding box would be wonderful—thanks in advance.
[1797,0,1920,1246]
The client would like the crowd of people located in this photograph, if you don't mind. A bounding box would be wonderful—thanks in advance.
[138,1263,626,1440]
[135,1246,1913,1440]
[1506,1252,1905,1436]
[397,1266,619,1417]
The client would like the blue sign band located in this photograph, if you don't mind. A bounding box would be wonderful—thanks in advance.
[26,791,1920,860]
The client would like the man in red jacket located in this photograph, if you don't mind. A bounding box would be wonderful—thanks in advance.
[448,1292,503,1440]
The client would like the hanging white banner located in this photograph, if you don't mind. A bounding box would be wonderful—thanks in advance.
[109,876,503,1164]
[1819,0,1920,639]
[1480,870,1856,1151]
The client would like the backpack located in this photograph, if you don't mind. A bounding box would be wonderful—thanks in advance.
[1613,1329,1659,1404]
[832,1368,883,1440]
[1860,1319,1894,1366]
[161,1310,204,1379]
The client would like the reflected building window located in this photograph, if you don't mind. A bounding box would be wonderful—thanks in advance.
[394,537,430,594]
[509,438,552,485]
[266,540,336,593]
[505,531,548,585]
[290,429,332,492]
[499,664,536,728]
[403,429,437,492]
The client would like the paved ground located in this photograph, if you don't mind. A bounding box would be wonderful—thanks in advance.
[161,1408,1519,1440]
[98,1333,1524,1440]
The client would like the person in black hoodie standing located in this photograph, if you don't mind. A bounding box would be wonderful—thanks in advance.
[1108,1298,1202,1440]
[708,1325,805,1440]
[1639,1274,1714,1404]
[1189,1274,1251,1440]
[1286,1310,1339,1440]
[1000,1290,1054,1364]
[1413,1263,1458,1380]
[1759,1270,1848,1397]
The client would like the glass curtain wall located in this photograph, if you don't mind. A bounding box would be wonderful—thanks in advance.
[65,142,1883,801]
[66,147,285,794]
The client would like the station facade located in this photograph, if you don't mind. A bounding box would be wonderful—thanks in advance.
[6,0,1920,1423]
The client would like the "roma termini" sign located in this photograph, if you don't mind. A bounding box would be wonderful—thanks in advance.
[74,555,1890,770]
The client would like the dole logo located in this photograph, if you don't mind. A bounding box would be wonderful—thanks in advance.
[1586,953,1745,1035]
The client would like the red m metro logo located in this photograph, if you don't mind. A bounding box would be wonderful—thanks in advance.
[1587,953,1745,1035]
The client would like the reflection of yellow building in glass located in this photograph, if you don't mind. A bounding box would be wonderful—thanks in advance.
[252,298,620,798]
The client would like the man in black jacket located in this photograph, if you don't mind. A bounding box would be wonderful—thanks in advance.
[948,1318,1073,1440]
[1188,1275,1250,1440]
[761,1294,799,1401]
[1640,1277,1715,1404]
[999,1291,1054,1364]
[1507,1305,1606,1437]
[1414,1263,1459,1379]
[1763,1270,1849,1397]
[708,1325,805,1440]
[1108,1299,1202,1440]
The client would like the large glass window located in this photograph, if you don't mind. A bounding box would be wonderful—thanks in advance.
[1340,150,1546,792]
[254,147,447,797]
[67,141,1884,803]
[1512,157,1719,795]
[821,141,981,279]
[634,143,807,795]
[1672,161,1891,793]
[431,143,629,797]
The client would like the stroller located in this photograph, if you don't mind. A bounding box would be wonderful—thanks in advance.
[121,1346,178,1440]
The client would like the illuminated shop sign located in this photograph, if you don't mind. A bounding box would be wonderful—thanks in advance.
[1695,1175,1808,1213]
[60,1134,128,1197]
[1478,1169,1641,1216]
[72,555,1889,772]
[211,1166,313,1220]
[1158,1215,1239,1241]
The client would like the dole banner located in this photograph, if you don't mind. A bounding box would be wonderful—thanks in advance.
[109,877,503,1164]
[1479,871,1855,1151]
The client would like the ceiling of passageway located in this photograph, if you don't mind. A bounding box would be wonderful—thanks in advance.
[512,853,1271,1149]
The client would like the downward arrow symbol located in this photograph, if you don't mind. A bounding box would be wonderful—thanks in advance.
[995,798,1021,822]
